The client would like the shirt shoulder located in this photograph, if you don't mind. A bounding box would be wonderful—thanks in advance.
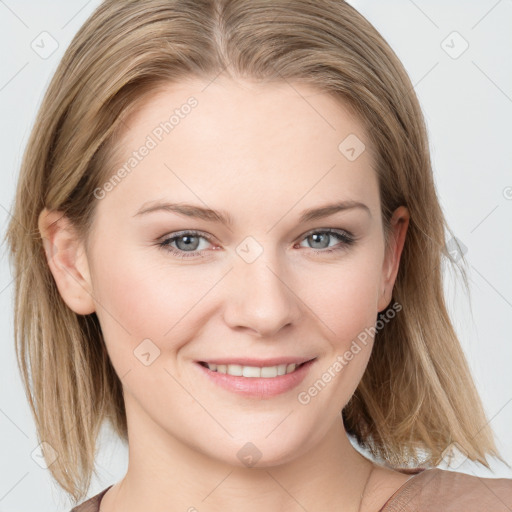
[69,485,113,512]
[380,467,512,511]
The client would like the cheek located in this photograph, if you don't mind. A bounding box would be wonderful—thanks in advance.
[297,252,383,344]
[293,251,383,406]
[88,248,217,370]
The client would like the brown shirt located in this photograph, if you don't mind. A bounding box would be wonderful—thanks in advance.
[70,467,512,511]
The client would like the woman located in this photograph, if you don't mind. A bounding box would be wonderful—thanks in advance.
[5,0,511,510]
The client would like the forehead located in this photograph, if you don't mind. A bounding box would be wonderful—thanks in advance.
[96,77,379,224]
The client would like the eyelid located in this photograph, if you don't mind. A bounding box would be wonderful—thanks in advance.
[300,227,352,239]
[158,229,215,244]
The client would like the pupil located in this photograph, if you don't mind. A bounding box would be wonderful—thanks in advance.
[177,235,198,251]
[310,233,328,249]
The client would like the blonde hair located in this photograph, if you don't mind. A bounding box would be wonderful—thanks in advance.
[4,0,505,503]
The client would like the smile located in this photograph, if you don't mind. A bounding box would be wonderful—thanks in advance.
[195,358,317,398]
[198,361,308,378]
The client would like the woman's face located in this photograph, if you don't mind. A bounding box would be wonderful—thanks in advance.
[57,77,408,467]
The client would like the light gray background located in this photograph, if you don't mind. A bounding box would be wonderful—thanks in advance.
[0,1,511,510]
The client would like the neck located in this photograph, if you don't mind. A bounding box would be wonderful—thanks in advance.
[104,396,375,512]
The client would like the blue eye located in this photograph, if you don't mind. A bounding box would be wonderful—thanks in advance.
[158,230,211,259]
[158,228,355,259]
[298,229,355,252]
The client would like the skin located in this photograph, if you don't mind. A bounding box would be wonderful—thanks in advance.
[39,76,411,511]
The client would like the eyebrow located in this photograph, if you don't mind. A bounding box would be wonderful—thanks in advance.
[133,199,371,225]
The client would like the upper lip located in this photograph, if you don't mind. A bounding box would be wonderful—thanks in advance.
[198,357,316,367]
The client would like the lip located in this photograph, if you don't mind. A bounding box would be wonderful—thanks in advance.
[195,358,317,399]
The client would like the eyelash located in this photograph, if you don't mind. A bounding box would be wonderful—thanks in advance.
[157,229,356,259]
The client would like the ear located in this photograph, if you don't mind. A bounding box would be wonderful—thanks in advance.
[38,208,96,315]
[377,206,409,313]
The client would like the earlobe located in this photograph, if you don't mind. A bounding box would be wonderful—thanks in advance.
[38,208,96,315]
[377,206,409,312]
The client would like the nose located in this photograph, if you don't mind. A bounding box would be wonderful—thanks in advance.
[222,251,302,338]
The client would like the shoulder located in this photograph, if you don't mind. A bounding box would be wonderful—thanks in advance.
[69,485,112,512]
[381,467,512,511]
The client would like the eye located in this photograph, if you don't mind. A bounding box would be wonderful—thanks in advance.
[297,229,355,253]
[158,230,213,259]
[157,228,356,259]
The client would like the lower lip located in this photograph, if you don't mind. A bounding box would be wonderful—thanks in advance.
[195,359,316,398]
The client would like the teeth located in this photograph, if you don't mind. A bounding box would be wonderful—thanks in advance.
[205,362,299,377]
